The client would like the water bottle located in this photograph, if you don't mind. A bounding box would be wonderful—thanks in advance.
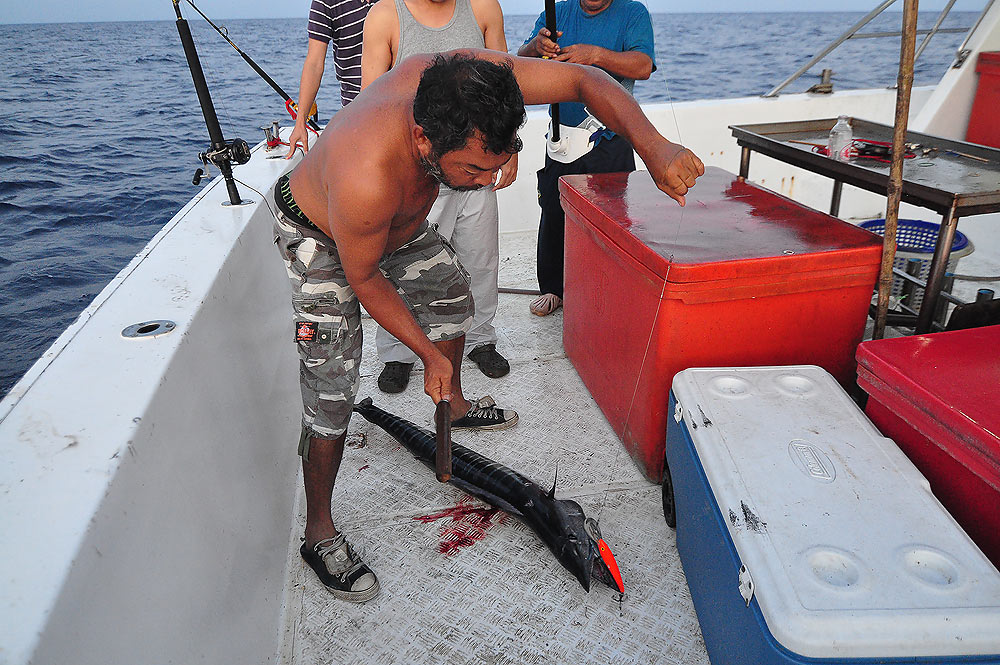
[828,115,853,162]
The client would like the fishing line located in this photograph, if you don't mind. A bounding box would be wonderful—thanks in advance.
[198,43,239,142]
[183,0,321,132]
[596,2,688,529]
[234,178,274,213]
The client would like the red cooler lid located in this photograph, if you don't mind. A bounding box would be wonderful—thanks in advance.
[856,325,1000,466]
[976,51,1000,74]
[558,167,882,283]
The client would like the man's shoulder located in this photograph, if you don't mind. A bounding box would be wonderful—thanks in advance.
[602,0,651,19]
[312,0,375,22]
[469,0,503,21]
[364,0,398,31]
[621,0,652,17]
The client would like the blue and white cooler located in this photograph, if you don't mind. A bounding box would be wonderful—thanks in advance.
[664,365,1000,665]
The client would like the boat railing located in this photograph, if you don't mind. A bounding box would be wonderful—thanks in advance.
[762,0,994,98]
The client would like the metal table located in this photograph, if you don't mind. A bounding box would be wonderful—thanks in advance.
[730,118,1000,333]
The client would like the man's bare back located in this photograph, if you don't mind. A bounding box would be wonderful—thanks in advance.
[288,57,439,254]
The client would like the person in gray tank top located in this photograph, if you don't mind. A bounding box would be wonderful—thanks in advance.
[361,0,517,394]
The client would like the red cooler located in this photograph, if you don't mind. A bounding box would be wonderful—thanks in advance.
[856,326,1000,570]
[559,167,883,482]
[967,51,1000,148]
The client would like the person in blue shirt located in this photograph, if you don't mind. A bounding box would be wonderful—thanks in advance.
[518,0,655,316]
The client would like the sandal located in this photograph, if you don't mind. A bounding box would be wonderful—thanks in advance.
[467,343,510,378]
[529,293,562,316]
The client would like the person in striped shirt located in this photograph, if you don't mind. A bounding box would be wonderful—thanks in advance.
[286,0,375,157]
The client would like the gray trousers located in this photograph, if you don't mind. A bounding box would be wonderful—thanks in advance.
[375,184,499,363]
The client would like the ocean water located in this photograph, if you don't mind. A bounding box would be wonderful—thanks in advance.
[0,11,977,398]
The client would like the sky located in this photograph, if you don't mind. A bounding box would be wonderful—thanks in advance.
[0,0,989,25]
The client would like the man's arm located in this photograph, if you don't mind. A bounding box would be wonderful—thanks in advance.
[472,0,507,52]
[554,46,652,80]
[286,39,328,159]
[360,0,397,90]
[517,16,560,59]
[491,51,703,204]
[327,178,454,401]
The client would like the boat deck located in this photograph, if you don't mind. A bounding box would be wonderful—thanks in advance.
[279,230,711,665]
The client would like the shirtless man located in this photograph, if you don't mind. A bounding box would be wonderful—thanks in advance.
[272,50,703,602]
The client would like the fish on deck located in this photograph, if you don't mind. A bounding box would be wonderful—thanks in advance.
[353,397,624,593]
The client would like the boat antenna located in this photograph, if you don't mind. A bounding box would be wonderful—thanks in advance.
[182,0,321,133]
[172,0,250,206]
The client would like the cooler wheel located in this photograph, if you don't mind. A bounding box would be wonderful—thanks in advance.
[661,460,676,529]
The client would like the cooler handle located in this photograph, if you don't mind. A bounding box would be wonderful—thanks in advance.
[738,564,755,607]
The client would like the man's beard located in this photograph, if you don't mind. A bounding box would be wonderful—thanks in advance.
[419,155,485,192]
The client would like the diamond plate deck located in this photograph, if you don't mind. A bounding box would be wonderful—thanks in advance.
[281,230,710,665]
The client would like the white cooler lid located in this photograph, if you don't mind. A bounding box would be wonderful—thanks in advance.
[671,365,1000,659]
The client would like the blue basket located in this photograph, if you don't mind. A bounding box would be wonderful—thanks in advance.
[860,219,974,309]
[860,219,970,254]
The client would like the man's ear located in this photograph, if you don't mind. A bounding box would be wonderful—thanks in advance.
[413,125,433,159]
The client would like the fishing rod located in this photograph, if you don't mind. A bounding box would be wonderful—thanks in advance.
[172,0,249,206]
[183,0,321,132]
[544,0,560,142]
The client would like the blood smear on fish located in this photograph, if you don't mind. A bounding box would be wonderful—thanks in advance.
[414,498,507,555]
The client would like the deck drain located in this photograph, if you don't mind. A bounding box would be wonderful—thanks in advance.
[122,320,176,339]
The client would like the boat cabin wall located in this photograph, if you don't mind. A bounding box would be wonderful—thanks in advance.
[0,154,302,664]
[914,2,1000,140]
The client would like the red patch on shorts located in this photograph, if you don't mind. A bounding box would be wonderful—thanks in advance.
[295,321,318,342]
[413,498,507,555]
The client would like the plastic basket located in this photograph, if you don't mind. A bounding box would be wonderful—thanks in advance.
[860,219,974,310]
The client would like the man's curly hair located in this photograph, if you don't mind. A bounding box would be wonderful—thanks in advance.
[413,53,525,159]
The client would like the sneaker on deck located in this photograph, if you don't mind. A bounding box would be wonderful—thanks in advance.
[300,533,380,603]
[451,395,518,431]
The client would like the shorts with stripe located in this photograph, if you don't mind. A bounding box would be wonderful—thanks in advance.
[272,176,473,457]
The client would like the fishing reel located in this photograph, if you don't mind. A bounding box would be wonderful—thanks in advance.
[193,137,251,185]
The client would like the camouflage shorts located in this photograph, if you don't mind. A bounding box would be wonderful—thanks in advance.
[273,202,473,458]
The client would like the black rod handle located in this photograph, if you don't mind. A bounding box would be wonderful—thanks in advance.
[544,0,560,142]
[173,2,242,205]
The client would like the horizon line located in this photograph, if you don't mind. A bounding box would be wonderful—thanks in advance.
[0,8,978,27]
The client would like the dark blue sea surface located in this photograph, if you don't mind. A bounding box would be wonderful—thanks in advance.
[0,12,977,397]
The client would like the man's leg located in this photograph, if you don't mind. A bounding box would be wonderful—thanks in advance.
[533,155,574,313]
[533,138,636,313]
[302,433,346,547]
[434,333,516,429]
[447,189,509,378]
[273,201,379,602]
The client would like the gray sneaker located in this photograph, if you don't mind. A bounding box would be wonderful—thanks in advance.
[451,396,518,431]
[300,533,380,602]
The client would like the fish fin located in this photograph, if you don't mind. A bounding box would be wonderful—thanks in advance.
[548,462,559,500]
